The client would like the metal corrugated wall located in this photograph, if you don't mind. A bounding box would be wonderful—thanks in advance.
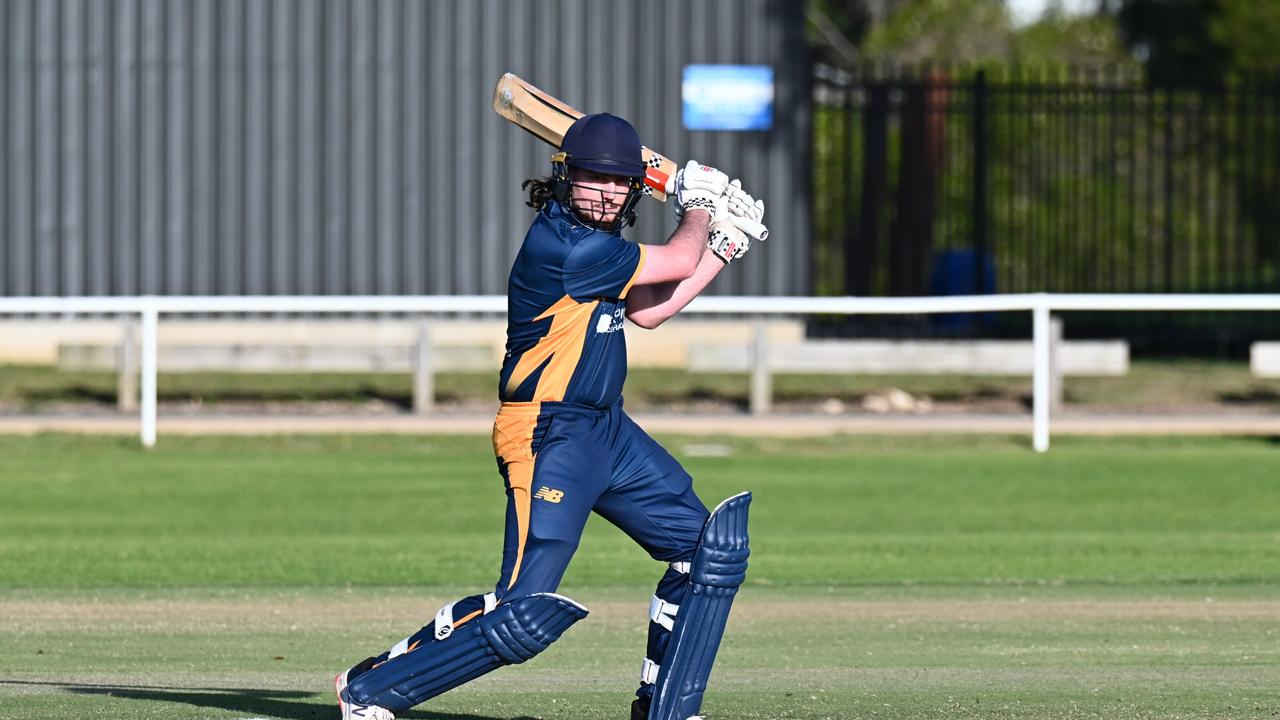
[1,0,810,298]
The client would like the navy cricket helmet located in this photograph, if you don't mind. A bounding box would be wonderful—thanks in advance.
[551,113,647,230]
[559,113,647,179]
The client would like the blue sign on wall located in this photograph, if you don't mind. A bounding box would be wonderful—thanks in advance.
[682,65,774,131]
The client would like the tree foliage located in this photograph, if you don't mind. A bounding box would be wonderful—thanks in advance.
[859,0,1014,65]
[846,0,1137,70]
[1011,11,1137,69]
[1208,0,1280,75]
[1111,0,1280,85]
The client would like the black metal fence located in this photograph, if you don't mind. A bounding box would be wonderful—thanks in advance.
[813,66,1280,358]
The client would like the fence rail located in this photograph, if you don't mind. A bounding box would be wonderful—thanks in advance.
[4,294,1280,452]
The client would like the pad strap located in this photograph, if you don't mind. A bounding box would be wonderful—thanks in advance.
[648,595,680,632]
[641,657,661,685]
[433,601,458,640]
[434,592,497,640]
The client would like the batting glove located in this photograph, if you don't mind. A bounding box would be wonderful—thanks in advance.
[725,179,768,242]
[707,219,750,264]
[673,160,729,222]
[674,189,729,227]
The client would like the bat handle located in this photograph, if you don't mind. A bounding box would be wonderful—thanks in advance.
[735,218,768,241]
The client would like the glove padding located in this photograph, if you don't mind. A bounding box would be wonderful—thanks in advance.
[673,160,729,221]
[725,179,768,242]
[707,219,749,264]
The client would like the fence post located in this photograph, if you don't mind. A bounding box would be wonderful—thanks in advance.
[413,319,434,415]
[1049,315,1064,414]
[118,318,139,413]
[854,83,889,296]
[1032,301,1051,452]
[749,318,771,416]
[972,69,989,295]
[141,306,158,448]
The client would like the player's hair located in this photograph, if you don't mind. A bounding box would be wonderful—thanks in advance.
[522,177,555,211]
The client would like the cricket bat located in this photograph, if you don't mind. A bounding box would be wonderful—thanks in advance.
[492,72,677,202]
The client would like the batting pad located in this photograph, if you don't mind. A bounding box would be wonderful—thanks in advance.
[346,592,589,711]
[649,491,751,720]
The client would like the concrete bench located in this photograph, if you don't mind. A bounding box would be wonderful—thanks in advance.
[57,322,492,415]
[689,339,1129,375]
[689,322,1128,414]
[1251,342,1280,378]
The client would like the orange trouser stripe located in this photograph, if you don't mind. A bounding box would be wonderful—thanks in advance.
[505,457,534,590]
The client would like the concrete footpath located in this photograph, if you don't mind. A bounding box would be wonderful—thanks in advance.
[1,412,1278,438]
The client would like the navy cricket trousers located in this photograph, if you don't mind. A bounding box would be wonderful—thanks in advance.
[347,399,709,705]
[491,399,710,599]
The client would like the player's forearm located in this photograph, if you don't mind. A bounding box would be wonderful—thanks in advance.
[667,211,712,271]
[631,211,712,287]
[625,248,725,329]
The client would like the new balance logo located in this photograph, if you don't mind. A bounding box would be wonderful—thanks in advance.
[534,486,564,503]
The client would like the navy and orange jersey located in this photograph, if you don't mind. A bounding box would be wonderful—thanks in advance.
[498,201,648,409]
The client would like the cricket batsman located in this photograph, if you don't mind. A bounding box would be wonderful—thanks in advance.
[335,113,764,720]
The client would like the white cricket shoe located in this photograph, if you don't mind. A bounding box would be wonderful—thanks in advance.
[335,668,396,720]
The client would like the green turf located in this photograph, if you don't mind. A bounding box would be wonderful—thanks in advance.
[3,586,1277,720]
[2,434,1278,588]
[1,434,1277,719]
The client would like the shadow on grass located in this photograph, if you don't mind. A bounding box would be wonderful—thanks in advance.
[1218,387,1280,405]
[0,679,536,720]
[21,384,117,405]
[356,384,412,411]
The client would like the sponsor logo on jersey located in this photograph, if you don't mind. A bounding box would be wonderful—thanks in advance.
[534,486,565,503]
[595,306,625,335]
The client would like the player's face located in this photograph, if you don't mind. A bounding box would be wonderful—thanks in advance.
[568,169,632,227]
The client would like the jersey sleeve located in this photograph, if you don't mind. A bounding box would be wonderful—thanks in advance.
[563,232,647,300]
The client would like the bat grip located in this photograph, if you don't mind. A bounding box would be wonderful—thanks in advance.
[735,218,768,241]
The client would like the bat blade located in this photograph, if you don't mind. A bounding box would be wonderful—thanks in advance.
[493,73,676,202]
[492,72,576,148]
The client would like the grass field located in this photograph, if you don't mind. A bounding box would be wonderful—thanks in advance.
[2,433,1278,719]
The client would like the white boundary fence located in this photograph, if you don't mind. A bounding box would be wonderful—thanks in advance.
[2,293,1279,452]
